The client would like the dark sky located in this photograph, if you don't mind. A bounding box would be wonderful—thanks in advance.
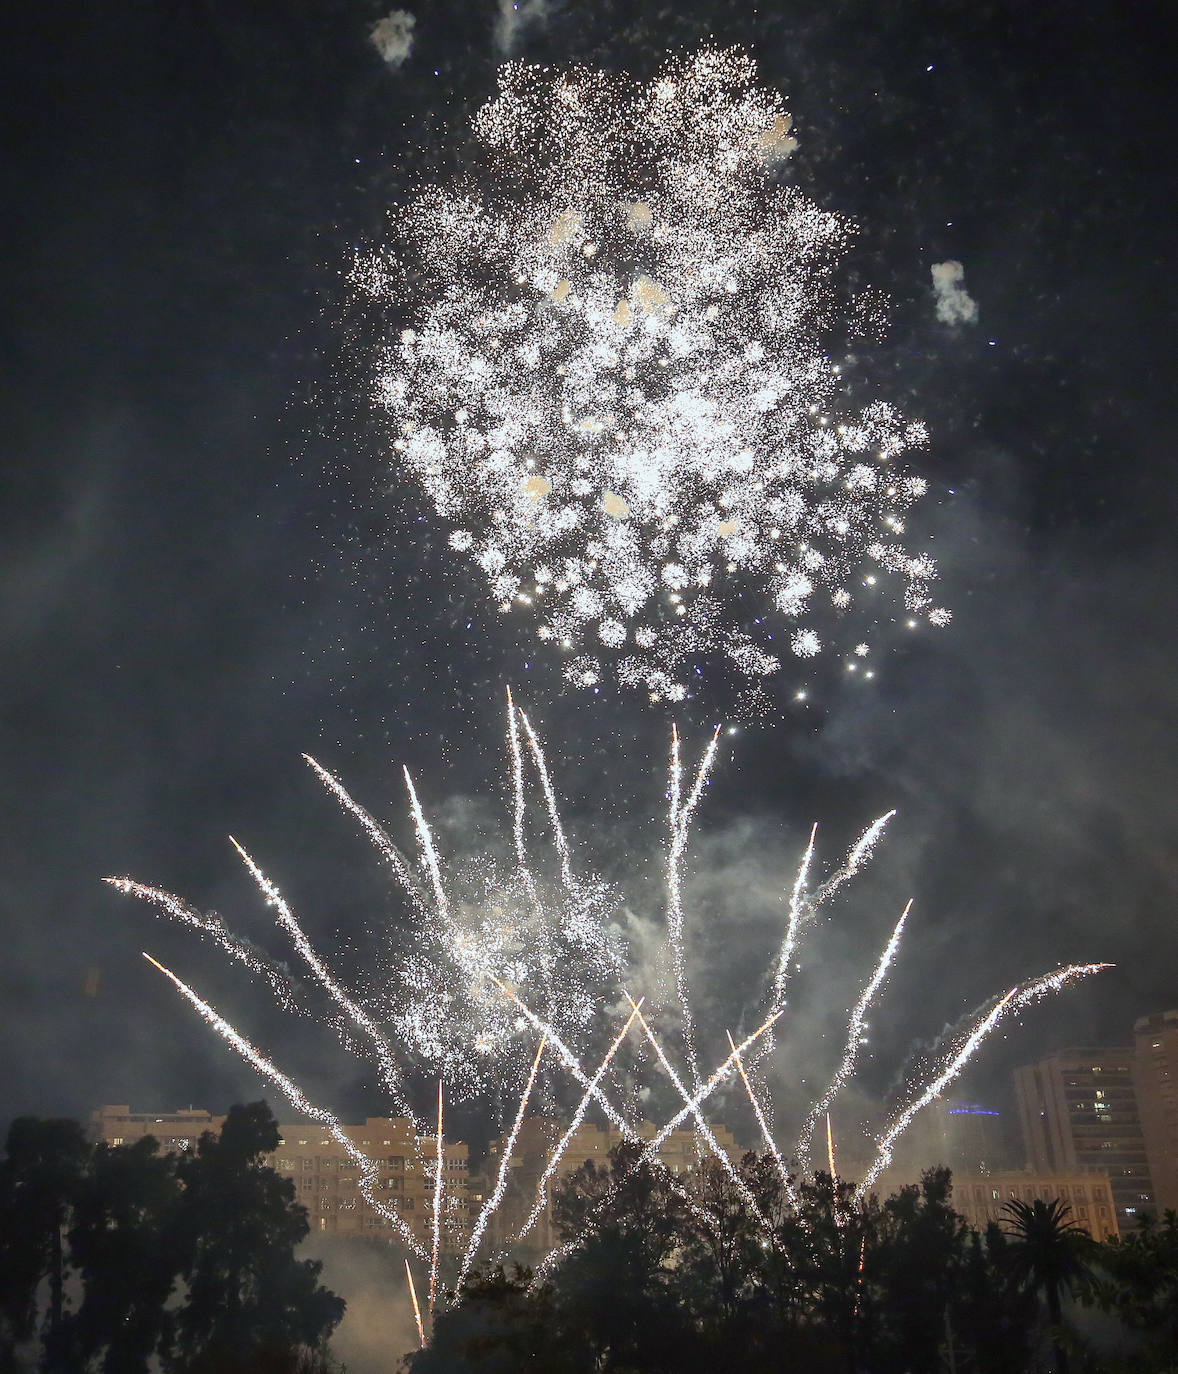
[2,0,1176,1152]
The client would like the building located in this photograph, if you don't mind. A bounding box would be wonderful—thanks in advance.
[1013,1050,1154,1227]
[884,1096,1015,1178]
[91,1107,470,1251]
[1134,1010,1178,1213]
[948,1169,1118,1242]
[473,1115,744,1256]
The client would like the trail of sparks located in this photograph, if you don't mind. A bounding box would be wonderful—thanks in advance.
[726,1029,793,1198]
[102,878,295,1007]
[650,1006,786,1151]
[861,963,1113,1190]
[810,812,896,909]
[772,822,817,1010]
[518,709,574,890]
[632,999,766,1226]
[489,974,633,1137]
[405,1260,425,1347]
[228,836,415,1122]
[507,1000,646,1250]
[796,901,910,1175]
[459,1035,547,1292]
[302,754,429,917]
[140,952,426,1257]
[665,725,720,1090]
[402,770,451,924]
[826,1113,837,1180]
[429,1081,444,1315]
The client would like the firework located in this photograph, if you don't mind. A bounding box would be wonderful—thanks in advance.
[116,718,1107,1314]
[795,901,910,1175]
[357,49,948,706]
[405,1260,425,1347]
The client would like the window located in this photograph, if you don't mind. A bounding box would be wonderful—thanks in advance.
[302,1159,314,1171]
[112,1137,124,1146]
[403,1197,415,1211]
[277,1158,295,1170]
[387,1156,404,1169]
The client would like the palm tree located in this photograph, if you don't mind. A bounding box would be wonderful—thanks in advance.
[1001,1196,1091,1374]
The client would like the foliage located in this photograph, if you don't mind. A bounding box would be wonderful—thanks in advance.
[403,1146,1178,1374]
[0,1103,343,1374]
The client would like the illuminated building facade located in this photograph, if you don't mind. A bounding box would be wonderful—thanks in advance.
[1133,1010,1178,1213]
[1013,1050,1154,1226]
[948,1169,1118,1241]
[91,1107,470,1251]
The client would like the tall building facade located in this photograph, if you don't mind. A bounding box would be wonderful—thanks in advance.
[1134,1010,1178,1212]
[91,1107,470,1250]
[1013,1050,1154,1226]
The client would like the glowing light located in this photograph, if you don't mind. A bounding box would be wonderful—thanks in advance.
[405,1260,425,1347]
[358,49,948,705]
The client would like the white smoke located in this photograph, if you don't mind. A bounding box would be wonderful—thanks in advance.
[930,260,978,326]
[370,10,415,68]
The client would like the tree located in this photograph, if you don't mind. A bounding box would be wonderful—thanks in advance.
[0,1116,91,1372]
[550,1141,692,1372]
[403,1267,582,1374]
[1088,1209,1178,1369]
[1001,1196,1092,1374]
[66,1135,183,1374]
[167,1102,345,1374]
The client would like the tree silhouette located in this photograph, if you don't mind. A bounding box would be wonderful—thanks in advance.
[1001,1196,1091,1374]
[168,1102,345,1373]
[0,1116,90,1371]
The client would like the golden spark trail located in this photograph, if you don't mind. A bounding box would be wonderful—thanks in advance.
[726,1029,794,1199]
[826,1113,837,1180]
[228,837,415,1122]
[632,999,766,1226]
[488,974,633,1136]
[509,1001,645,1249]
[458,1035,547,1292]
[649,1005,785,1150]
[862,963,1112,1189]
[429,1080,444,1314]
[405,1260,425,1347]
[797,902,910,1174]
[140,953,426,1256]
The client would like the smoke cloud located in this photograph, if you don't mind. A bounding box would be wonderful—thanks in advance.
[370,10,415,69]
[930,259,979,325]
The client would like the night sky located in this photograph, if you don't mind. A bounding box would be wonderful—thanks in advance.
[3,0,1176,1153]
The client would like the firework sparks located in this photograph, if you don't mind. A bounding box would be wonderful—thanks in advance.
[507,999,645,1250]
[459,1034,547,1292]
[429,1081,444,1314]
[227,836,415,1120]
[114,721,1108,1321]
[796,901,910,1175]
[405,1260,425,1347]
[358,49,948,707]
[861,963,1113,1190]
[139,953,426,1257]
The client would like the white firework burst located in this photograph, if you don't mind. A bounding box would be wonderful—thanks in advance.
[357,49,948,703]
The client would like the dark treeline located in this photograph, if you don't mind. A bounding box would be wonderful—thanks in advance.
[409,1142,1178,1374]
[0,1104,343,1374]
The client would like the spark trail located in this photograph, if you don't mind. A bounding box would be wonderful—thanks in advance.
[139,953,426,1257]
[113,717,1108,1313]
[357,48,949,708]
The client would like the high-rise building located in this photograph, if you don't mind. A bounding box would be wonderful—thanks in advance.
[1013,1050,1154,1226]
[1133,1010,1178,1213]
